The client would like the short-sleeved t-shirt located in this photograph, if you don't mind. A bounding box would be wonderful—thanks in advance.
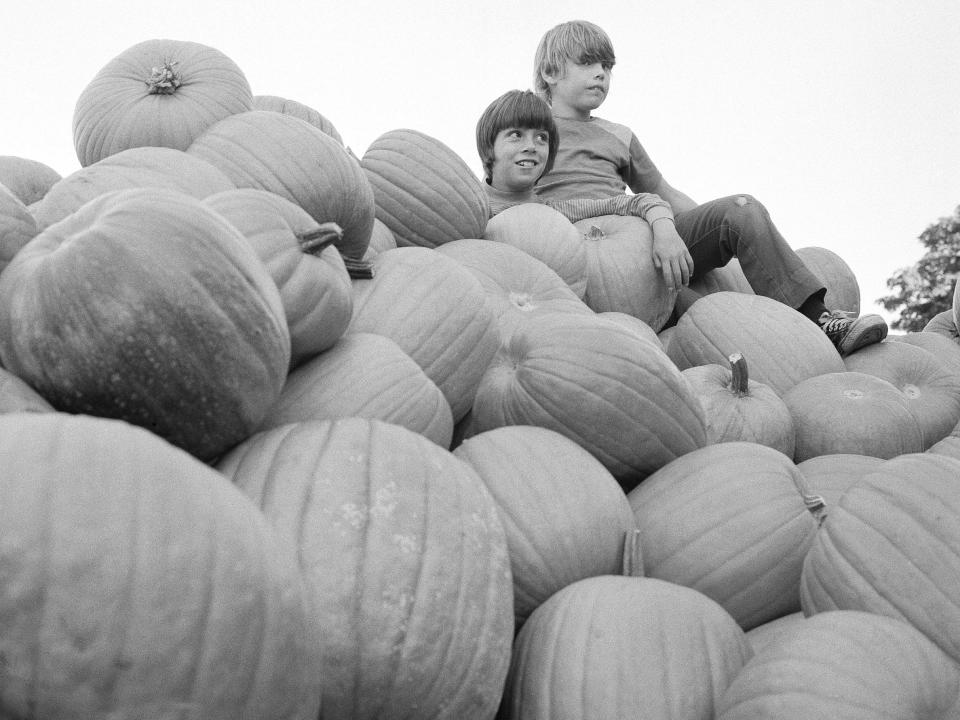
[534,116,663,201]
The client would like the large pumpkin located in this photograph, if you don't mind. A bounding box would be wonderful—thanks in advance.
[253,94,344,145]
[204,187,353,367]
[0,183,38,272]
[0,187,290,461]
[30,145,236,231]
[0,155,62,205]
[360,128,489,249]
[258,332,453,448]
[0,366,53,414]
[627,441,823,630]
[667,291,846,395]
[348,246,500,421]
[795,245,861,316]
[188,109,375,260]
[717,611,960,719]
[499,576,751,720]
[217,417,513,720]
[73,38,253,167]
[573,215,677,331]
[800,452,960,664]
[453,425,637,626]
[0,412,323,719]
[468,310,707,489]
[483,203,589,299]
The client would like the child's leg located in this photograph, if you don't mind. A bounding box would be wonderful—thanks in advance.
[673,194,886,355]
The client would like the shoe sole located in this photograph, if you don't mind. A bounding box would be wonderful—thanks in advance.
[839,320,888,356]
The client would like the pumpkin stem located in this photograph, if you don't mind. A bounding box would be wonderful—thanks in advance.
[790,469,828,527]
[728,352,749,397]
[297,222,343,256]
[585,225,605,241]
[621,529,644,577]
[145,59,182,95]
[343,256,375,280]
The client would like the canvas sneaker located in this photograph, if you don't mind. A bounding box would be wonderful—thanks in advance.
[818,310,888,356]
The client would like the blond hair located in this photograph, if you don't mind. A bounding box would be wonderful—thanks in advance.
[533,20,616,101]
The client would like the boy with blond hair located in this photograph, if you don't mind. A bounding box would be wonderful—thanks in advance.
[531,20,887,356]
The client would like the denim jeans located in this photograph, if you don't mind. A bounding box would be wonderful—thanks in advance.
[674,194,825,309]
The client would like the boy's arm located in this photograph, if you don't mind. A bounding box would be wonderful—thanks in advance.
[543,193,674,224]
[650,177,699,215]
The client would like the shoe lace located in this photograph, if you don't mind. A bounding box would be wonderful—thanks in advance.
[820,309,853,335]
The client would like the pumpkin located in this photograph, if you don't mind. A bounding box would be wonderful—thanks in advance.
[0,183,38,272]
[204,187,353,367]
[924,309,960,341]
[927,420,960,461]
[795,452,884,506]
[717,611,960,719]
[30,146,235,231]
[0,412,323,719]
[800,452,960,664]
[468,310,707,490]
[843,339,960,448]
[217,417,513,720]
[890,330,960,377]
[573,215,678,331]
[0,155,61,205]
[366,217,397,255]
[784,371,924,461]
[681,351,796,456]
[253,94,344,145]
[499,576,751,720]
[258,332,453,447]
[743,611,807,656]
[678,258,753,316]
[0,187,290,461]
[667,291,847,395]
[348,246,500,422]
[795,245,861,316]
[483,203,588,299]
[73,38,253,167]
[435,238,592,341]
[627,441,824,630]
[360,128,489,249]
[596,311,664,348]
[188,110,375,261]
[453,425,637,626]
[0,366,54,413]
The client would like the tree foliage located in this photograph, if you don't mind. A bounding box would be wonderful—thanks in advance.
[878,205,960,332]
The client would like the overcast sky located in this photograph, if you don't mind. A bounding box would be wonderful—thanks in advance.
[3,0,958,323]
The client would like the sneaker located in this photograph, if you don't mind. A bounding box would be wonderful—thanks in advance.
[818,310,888,356]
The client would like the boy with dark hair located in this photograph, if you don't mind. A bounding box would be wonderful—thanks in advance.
[531,20,888,356]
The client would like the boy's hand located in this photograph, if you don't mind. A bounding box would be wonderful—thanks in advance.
[650,220,693,291]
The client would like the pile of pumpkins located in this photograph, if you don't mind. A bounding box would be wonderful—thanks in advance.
[2,38,960,719]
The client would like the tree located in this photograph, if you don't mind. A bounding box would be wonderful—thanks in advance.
[878,205,960,332]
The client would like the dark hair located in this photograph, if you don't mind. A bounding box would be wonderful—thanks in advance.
[533,20,616,101]
[475,89,559,182]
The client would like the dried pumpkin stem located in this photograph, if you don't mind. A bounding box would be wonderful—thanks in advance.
[728,352,749,397]
[621,528,644,577]
[585,225,605,241]
[145,59,182,95]
[297,222,343,256]
[790,468,828,527]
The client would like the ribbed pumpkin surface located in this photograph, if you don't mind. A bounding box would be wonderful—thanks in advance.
[800,453,960,664]
[0,183,37,271]
[30,146,235,231]
[453,425,636,626]
[795,453,885,507]
[573,215,678,331]
[0,412,323,719]
[667,291,846,395]
[217,417,513,720]
[718,611,960,719]
[784,371,924,461]
[73,38,253,167]
[253,94,344,145]
[627,441,822,629]
[795,245,861,316]
[0,155,61,205]
[469,311,707,489]
[258,332,453,447]
[348,246,499,421]
[500,576,751,720]
[0,187,290,461]
[188,110,375,259]
[843,339,960,448]
[360,128,489,249]
[483,203,589,299]
[204,187,353,368]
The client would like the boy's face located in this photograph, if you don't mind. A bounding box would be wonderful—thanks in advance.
[544,58,610,118]
[490,127,550,193]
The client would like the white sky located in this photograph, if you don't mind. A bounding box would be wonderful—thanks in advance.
[3,0,958,323]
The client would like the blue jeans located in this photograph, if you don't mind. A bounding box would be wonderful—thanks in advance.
[674,194,825,309]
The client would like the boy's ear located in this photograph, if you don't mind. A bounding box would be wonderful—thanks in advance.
[540,67,558,86]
